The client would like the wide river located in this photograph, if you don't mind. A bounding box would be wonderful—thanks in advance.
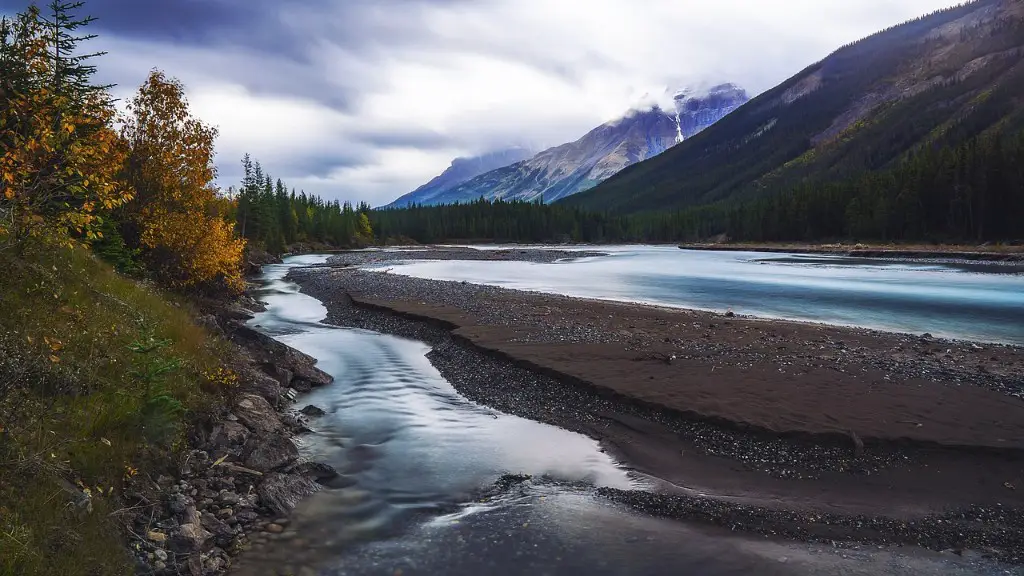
[239,254,1015,575]
[368,245,1024,345]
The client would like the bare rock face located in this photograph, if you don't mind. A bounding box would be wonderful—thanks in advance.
[233,394,284,436]
[257,473,322,517]
[243,434,299,472]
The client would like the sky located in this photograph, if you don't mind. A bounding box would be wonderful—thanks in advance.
[2,0,964,206]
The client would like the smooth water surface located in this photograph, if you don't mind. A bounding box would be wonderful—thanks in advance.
[238,255,1015,576]
[376,245,1024,345]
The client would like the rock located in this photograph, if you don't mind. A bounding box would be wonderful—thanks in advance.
[257,473,322,517]
[196,314,224,335]
[209,421,250,450]
[265,365,294,387]
[200,512,235,546]
[230,325,333,390]
[244,434,299,472]
[287,461,340,484]
[154,549,168,562]
[233,394,285,436]
[147,530,167,544]
[265,523,285,533]
[724,310,735,318]
[299,405,326,417]
[216,507,234,520]
[168,493,195,517]
[243,370,284,406]
[170,523,213,553]
[220,302,256,321]
[180,449,211,477]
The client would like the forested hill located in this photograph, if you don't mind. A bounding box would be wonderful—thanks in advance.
[563,0,1024,215]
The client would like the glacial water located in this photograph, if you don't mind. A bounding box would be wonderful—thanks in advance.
[372,245,1024,345]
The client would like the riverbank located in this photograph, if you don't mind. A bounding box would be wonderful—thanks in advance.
[680,242,1024,262]
[289,252,1024,562]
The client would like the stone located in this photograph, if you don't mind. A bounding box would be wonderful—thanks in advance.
[168,493,195,517]
[154,549,168,562]
[265,523,285,533]
[233,394,285,436]
[170,523,213,553]
[196,314,224,335]
[147,530,167,544]
[265,364,294,387]
[299,405,326,417]
[245,370,284,406]
[244,434,299,472]
[216,507,234,520]
[210,421,251,450]
[257,473,322,517]
[287,461,339,484]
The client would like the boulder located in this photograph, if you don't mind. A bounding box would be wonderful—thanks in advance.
[170,523,213,553]
[291,364,333,389]
[299,405,326,417]
[233,394,284,436]
[287,461,339,484]
[230,325,333,389]
[242,370,284,405]
[257,473,321,517]
[209,421,250,450]
[243,434,299,472]
[265,364,294,388]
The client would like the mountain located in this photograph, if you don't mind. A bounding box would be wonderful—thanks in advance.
[674,83,749,139]
[392,85,749,206]
[387,147,534,207]
[564,0,1024,214]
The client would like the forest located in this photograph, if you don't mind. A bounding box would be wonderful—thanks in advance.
[373,125,1024,244]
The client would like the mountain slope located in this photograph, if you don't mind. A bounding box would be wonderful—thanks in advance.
[397,85,749,206]
[564,0,1024,214]
[387,147,534,207]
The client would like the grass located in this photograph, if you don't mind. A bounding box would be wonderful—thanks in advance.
[0,238,230,576]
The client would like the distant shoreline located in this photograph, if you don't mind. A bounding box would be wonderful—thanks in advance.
[679,242,1024,262]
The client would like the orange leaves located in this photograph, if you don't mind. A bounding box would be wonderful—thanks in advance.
[120,71,245,295]
[0,8,129,247]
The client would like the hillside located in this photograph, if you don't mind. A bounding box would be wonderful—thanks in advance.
[564,0,1024,215]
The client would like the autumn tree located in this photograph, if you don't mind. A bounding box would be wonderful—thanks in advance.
[0,3,130,250]
[119,70,245,294]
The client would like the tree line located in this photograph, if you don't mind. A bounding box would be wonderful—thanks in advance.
[231,154,372,255]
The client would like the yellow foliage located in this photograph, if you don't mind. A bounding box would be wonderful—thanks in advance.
[120,70,245,294]
[0,12,132,247]
[139,208,246,293]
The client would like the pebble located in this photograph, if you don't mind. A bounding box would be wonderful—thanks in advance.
[265,523,285,534]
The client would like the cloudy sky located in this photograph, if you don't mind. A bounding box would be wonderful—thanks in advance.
[2,0,962,206]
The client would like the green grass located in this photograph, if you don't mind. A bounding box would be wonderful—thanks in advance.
[0,238,229,575]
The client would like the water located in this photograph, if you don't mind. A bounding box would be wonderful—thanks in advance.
[372,245,1024,345]
[238,255,1016,575]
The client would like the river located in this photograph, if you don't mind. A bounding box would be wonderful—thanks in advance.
[368,245,1024,345]
[239,254,1015,576]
